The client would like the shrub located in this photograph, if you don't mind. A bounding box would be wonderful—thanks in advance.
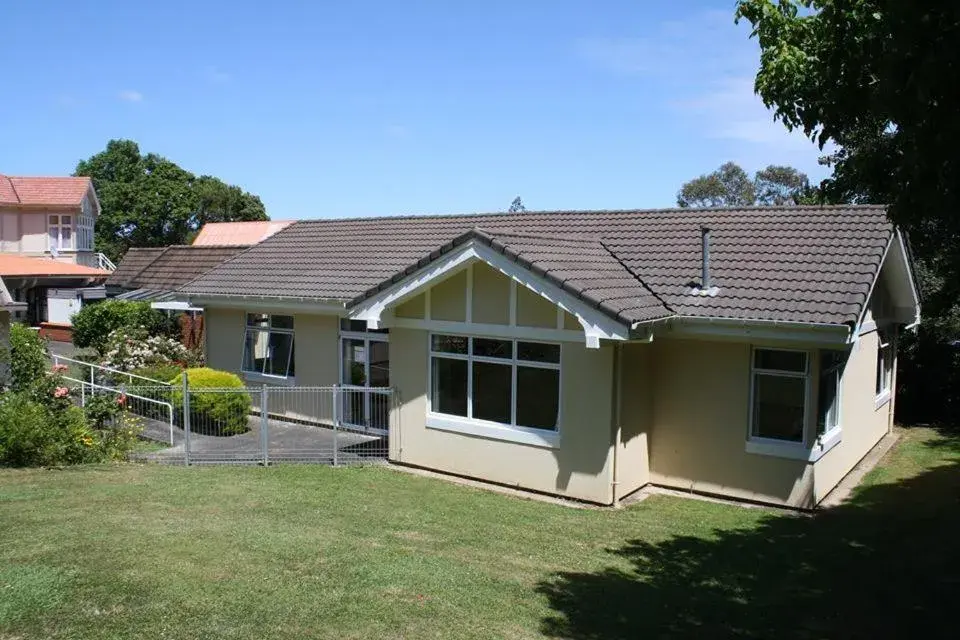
[71,300,176,354]
[7,324,47,392]
[0,393,100,466]
[171,368,251,436]
[101,327,189,372]
[132,363,184,384]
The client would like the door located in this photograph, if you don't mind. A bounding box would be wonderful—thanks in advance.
[340,335,390,433]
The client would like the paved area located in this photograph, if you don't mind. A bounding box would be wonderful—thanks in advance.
[137,414,388,465]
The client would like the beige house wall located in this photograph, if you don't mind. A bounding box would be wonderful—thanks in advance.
[643,338,815,508]
[204,306,246,375]
[813,328,893,501]
[390,327,616,503]
[616,342,653,496]
[472,262,510,325]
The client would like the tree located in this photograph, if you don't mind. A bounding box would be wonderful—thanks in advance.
[508,196,526,213]
[734,0,960,422]
[75,140,267,261]
[677,162,812,207]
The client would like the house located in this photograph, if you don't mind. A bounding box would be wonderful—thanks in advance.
[191,220,292,246]
[0,174,111,330]
[179,205,920,509]
[106,244,250,347]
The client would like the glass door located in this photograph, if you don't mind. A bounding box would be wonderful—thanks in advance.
[340,334,390,433]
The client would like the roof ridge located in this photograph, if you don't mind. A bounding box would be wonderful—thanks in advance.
[284,204,889,226]
[484,229,602,244]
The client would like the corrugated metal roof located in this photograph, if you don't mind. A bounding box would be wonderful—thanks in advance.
[180,205,894,327]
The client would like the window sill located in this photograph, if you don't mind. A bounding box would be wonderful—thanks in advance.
[426,413,560,449]
[745,428,842,462]
[875,391,892,410]
[242,371,296,386]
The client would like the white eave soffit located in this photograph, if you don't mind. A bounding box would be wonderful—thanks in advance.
[347,240,631,348]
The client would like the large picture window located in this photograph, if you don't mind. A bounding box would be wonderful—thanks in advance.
[750,349,808,443]
[429,334,560,432]
[242,314,295,378]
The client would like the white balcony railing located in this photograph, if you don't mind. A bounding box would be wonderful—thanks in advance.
[96,252,117,271]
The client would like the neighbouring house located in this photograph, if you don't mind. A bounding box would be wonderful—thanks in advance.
[191,220,293,246]
[106,244,250,348]
[0,174,112,334]
[179,205,920,509]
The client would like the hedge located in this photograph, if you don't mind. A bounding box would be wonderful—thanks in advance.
[171,368,251,436]
[71,300,176,354]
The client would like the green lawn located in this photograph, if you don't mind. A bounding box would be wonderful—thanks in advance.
[1,427,958,639]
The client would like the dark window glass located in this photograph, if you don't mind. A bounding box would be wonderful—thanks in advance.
[432,357,467,417]
[473,338,512,359]
[431,334,468,354]
[817,350,844,435]
[472,362,512,423]
[266,332,294,376]
[271,315,294,330]
[752,374,805,442]
[246,313,268,328]
[516,366,560,430]
[754,349,806,373]
[517,342,561,364]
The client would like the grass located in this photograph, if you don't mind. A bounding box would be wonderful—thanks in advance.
[1,426,957,639]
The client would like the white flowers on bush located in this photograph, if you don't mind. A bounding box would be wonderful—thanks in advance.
[101,327,189,372]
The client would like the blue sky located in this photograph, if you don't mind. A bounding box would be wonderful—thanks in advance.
[0,1,828,219]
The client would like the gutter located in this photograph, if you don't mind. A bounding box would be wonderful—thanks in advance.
[633,314,852,340]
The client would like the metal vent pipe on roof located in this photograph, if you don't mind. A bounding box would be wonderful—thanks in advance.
[701,225,711,290]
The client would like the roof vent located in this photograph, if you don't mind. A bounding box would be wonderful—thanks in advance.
[689,225,720,297]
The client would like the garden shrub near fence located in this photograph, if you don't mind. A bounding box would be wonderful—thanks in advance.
[71,300,176,354]
[7,323,47,392]
[171,368,252,436]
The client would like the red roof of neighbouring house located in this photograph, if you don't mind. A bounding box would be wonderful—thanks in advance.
[0,174,93,207]
[0,254,110,278]
[192,220,293,246]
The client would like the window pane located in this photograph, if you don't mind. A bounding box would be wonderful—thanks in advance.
[246,313,268,328]
[431,334,467,354]
[517,342,560,364]
[472,361,512,423]
[754,349,806,373]
[473,337,512,359]
[343,338,367,385]
[49,215,59,225]
[243,328,268,372]
[61,215,72,225]
[369,341,390,387]
[341,319,367,332]
[432,357,467,417]
[516,366,560,430]
[61,227,72,248]
[271,315,294,330]
[817,365,839,435]
[753,373,805,442]
[48,228,58,249]
[266,332,294,376]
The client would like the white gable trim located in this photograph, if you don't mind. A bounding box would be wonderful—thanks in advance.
[852,229,921,340]
[347,239,631,348]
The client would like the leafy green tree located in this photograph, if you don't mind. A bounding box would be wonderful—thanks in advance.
[678,162,813,207]
[508,196,526,213]
[734,0,960,422]
[75,140,267,261]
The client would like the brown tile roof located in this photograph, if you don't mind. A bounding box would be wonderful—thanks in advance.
[192,221,294,246]
[0,175,92,207]
[0,254,110,278]
[180,205,894,327]
[107,245,249,291]
[106,247,167,288]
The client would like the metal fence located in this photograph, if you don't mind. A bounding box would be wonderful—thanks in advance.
[52,356,394,466]
[132,381,394,466]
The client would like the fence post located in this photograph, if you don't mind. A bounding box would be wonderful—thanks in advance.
[332,384,339,467]
[260,385,269,466]
[182,370,191,466]
[89,366,95,390]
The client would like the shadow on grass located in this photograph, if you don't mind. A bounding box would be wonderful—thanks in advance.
[537,428,960,639]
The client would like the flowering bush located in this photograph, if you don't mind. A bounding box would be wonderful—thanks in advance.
[101,327,190,372]
[71,300,176,355]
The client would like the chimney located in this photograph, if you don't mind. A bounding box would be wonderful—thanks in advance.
[701,225,711,291]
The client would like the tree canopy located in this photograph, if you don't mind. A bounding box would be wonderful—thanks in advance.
[677,161,812,208]
[508,196,526,213]
[75,140,267,260]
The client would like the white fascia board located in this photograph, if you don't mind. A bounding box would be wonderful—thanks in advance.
[184,294,346,315]
[348,239,631,347]
[851,230,921,335]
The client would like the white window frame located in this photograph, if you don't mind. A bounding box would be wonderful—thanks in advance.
[77,207,95,251]
[746,347,846,461]
[339,323,390,434]
[426,332,562,449]
[817,350,844,438]
[240,313,296,381]
[47,214,75,252]
[875,330,894,408]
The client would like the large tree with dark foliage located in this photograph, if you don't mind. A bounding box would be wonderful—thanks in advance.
[677,161,812,207]
[75,139,267,261]
[735,0,960,422]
